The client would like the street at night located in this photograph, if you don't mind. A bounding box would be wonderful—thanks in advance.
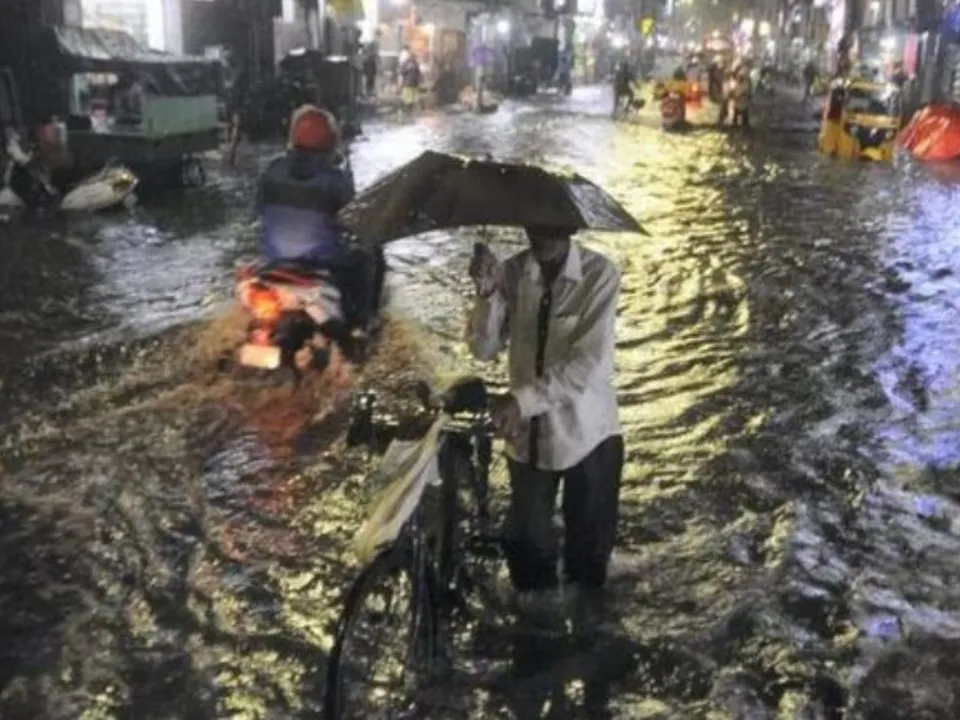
[3,85,960,718]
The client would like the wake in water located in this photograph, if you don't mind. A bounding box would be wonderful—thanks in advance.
[0,306,440,719]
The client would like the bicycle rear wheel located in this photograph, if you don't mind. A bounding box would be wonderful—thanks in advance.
[324,546,434,719]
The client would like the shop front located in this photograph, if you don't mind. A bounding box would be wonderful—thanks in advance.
[570,0,609,83]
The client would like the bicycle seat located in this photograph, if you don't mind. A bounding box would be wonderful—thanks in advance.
[441,376,487,415]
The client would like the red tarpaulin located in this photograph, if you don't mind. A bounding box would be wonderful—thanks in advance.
[899,104,960,161]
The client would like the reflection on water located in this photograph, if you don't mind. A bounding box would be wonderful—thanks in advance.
[1,87,960,717]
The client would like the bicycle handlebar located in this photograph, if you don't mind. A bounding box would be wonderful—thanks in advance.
[346,376,492,451]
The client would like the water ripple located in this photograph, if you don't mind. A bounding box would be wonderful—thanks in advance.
[1,87,959,717]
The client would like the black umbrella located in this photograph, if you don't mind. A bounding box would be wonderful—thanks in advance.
[338,150,646,245]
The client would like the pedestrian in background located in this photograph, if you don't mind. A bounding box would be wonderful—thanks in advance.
[803,59,818,102]
[226,63,249,166]
[363,31,381,98]
[731,69,752,128]
[399,49,422,112]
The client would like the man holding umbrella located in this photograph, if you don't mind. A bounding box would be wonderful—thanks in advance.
[467,228,624,616]
[336,151,640,617]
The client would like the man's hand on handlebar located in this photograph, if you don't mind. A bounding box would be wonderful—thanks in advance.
[490,393,521,439]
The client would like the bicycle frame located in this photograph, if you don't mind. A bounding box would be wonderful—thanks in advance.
[326,380,497,718]
[433,424,493,600]
[357,417,494,648]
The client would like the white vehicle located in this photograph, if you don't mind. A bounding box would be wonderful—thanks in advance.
[0,131,138,212]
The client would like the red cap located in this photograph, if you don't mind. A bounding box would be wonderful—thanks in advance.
[288,104,339,152]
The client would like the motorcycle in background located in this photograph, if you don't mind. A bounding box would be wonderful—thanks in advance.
[0,130,138,212]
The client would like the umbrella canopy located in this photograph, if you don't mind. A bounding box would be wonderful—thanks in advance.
[338,150,645,245]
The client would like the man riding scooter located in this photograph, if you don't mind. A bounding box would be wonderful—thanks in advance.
[256,105,384,340]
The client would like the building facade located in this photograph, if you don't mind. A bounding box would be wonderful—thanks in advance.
[81,0,148,43]
[79,0,184,52]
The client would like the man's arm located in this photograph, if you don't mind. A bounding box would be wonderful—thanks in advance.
[465,249,515,361]
[341,167,356,206]
[466,287,509,361]
[254,175,264,216]
[512,263,620,419]
[333,163,356,212]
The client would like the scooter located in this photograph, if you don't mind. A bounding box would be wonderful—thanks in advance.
[233,260,346,378]
[232,150,376,380]
[0,135,138,213]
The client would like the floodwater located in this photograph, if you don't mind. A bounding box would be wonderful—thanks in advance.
[3,86,960,719]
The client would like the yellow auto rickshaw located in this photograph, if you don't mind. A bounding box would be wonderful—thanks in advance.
[818,78,902,162]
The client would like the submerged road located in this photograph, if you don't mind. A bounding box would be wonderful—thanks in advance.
[2,86,960,719]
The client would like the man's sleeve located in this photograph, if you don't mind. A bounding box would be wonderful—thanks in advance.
[465,261,512,362]
[512,263,620,419]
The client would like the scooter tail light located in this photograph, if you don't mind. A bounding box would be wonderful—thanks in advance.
[244,284,283,323]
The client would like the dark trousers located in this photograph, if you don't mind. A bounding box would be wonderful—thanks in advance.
[505,435,624,592]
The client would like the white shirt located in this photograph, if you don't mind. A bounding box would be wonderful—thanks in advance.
[466,241,621,471]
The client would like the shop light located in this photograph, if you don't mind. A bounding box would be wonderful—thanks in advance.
[611,33,627,48]
[880,35,897,50]
[497,19,511,34]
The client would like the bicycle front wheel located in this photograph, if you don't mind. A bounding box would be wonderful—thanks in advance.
[324,546,434,720]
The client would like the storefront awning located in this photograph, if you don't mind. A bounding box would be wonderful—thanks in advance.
[48,26,220,95]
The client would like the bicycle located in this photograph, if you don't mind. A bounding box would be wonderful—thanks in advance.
[323,376,502,719]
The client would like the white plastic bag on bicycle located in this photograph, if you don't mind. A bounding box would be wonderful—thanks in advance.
[352,414,451,563]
